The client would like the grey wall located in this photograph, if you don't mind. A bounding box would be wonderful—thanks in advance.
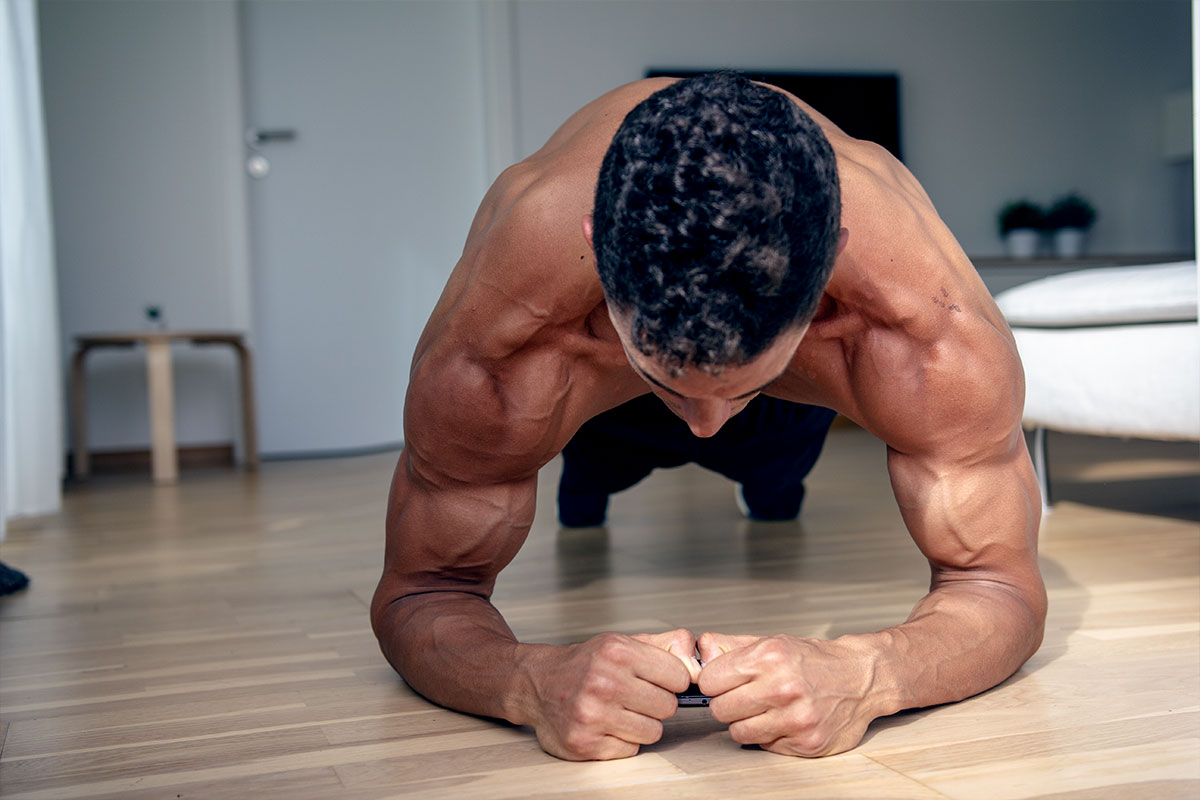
[511,0,1193,257]
[41,0,1193,459]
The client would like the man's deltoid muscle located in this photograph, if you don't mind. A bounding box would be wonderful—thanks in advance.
[371,73,1046,761]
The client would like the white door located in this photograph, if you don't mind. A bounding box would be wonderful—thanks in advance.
[240,1,489,455]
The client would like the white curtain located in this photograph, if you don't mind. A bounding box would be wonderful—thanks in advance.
[1,0,62,538]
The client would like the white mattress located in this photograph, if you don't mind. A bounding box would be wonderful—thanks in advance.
[1013,322,1199,440]
[996,262,1200,441]
[997,261,1197,327]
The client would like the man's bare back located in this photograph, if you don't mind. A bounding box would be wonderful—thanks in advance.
[373,76,1046,761]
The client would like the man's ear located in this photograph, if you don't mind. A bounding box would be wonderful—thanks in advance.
[581,214,595,250]
[836,227,850,255]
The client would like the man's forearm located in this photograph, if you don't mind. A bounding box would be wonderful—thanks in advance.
[374,591,550,725]
[856,580,1046,717]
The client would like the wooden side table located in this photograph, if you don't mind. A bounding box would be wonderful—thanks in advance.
[70,331,259,484]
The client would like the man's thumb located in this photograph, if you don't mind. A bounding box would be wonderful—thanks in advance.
[696,631,739,664]
[664,641,702,682]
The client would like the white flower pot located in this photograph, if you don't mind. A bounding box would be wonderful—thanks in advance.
[1004,229,1040,259]
[1053,228,1087,259]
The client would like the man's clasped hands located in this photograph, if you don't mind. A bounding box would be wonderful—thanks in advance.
[522,628,881,761]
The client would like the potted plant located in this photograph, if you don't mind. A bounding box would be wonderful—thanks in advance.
[1044,193,1097,259]
[998,200,1045,259]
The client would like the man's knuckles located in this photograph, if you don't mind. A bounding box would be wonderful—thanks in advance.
[564,693,608,727]
[664,627,698,652]
[749,635,793,665]
[771,677,810,706]
[560,723,601,754]
[556,728,638,761]
[769,728,844,758]
[592,632,637,666]
[697,631,765,664]
[695,631,732,660]
[577,668,621,703]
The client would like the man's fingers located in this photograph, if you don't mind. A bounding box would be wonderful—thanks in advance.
[614,638,689,695]
[593,736,641,761]
[666,643,702,683]
[614,709,666,746]
[707,681,771,724]
[631,629,697,656]
[727,713,783,748]
[696,631,759,664]
[621,672,682,721]
[696,632,765,696]
[631,629,699,685]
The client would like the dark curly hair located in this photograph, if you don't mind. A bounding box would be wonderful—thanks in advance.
[593,72,841,376]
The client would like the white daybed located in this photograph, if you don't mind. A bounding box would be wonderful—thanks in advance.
[993,261,1199,505]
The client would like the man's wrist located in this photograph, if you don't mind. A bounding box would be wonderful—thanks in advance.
[833,629,908,720]
[504,641,555,727]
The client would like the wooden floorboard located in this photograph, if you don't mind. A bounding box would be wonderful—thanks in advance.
[1,427,1197,798]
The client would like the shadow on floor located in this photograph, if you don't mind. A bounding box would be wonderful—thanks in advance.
[1031,431,1200,523]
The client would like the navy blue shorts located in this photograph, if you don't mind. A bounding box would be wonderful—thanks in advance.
[558,394,836,523]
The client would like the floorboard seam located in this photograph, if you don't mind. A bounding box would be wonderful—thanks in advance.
[862,752,955,799]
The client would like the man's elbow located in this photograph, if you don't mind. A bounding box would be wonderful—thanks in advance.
[1024,578,1049,657]
[369,573,430,669]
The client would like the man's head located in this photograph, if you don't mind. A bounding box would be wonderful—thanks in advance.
[590,72,842,385]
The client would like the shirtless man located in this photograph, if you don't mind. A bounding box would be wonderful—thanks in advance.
[371,73,1047,761]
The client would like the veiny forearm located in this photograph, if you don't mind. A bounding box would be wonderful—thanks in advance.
[855,578,1047,718]
[375,591,550,725]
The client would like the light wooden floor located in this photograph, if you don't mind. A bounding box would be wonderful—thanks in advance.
[1,426,1197,799]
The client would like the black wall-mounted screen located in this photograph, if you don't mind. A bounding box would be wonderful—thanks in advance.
[646,70,903,162]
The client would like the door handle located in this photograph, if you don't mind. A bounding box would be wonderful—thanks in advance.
[246,128,297,146]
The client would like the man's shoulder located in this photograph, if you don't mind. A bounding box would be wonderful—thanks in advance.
[404,338,618,485]
[796,226,1022,457]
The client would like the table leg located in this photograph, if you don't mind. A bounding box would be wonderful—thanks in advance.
[70,346,91,479]
[145,339,179,484]
[231,340,259,470]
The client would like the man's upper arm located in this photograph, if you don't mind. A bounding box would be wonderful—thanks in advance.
[377,448,537,602]
[887,437,1042,593]
[372,352,545,619]
[867,330,1043,599]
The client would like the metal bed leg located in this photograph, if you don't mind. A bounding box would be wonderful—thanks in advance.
[1032,426,1052,512]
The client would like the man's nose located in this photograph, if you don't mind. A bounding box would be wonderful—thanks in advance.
[681,398,731,438]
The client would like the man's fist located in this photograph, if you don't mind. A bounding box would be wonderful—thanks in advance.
[696,631,880,757]
[524,629,696,760]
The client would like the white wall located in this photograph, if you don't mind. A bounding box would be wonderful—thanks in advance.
[40,0,251,454]
[511,0,1193,257]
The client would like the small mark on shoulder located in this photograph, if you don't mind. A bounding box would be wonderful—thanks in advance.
[931,287,963,313]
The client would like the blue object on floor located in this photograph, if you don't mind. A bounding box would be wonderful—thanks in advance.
[0,561,30,595]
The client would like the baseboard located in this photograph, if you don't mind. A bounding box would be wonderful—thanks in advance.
[260,440,404,462]
[67,444,235,474]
